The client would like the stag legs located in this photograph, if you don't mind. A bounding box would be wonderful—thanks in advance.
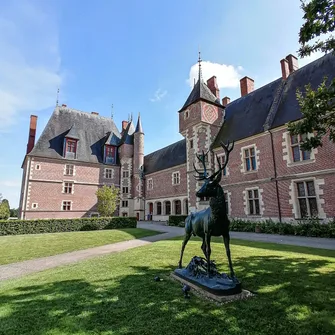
[178,233,191,268]
[223,233,236,279]
[205,234,212,276]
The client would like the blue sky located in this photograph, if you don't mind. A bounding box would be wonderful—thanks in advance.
[0,0,325,208]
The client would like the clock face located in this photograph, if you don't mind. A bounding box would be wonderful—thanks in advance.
[203,104,217,124]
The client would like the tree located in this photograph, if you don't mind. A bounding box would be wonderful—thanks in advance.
[10,208,18,217]
[287,0,335,150]
[0,198,10,220]
[96,185,120,217]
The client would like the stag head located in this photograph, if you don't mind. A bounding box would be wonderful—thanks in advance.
[194,140,234,198]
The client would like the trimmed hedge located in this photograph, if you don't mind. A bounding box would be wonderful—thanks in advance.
[168,215,188,227]
[0,217,137,236]
[169,215,335,238]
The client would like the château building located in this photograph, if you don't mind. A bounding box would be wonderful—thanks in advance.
[19,52,335,222]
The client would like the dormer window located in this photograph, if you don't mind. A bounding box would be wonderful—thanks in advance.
[105,145,116,164]
[64,139,78,159]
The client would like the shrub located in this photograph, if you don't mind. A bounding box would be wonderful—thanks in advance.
[168,215,188,227]
[0,217,137,236]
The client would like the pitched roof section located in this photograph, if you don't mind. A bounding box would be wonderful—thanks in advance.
[29,107,121,164]
[271,52,335,128]
[211,78,283,148]
[144,139,186,174]
[180,78,222,112]
[212,52,335,149]
[65,124,80,139]
[120,121,135,145]
[135,114,144,133]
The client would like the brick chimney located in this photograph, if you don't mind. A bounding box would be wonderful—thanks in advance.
[26,115,37,154]
[61,104,67,107]
[207,76,220,99]
[122,121,129,132]
[91,112,99,115]
[222,97,230,106]
[240,76,254,97]
[286,54,299,73]
[280,58,290,79]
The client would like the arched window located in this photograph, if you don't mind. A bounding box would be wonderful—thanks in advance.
[165,201,171,215]
[175,200,181,215]
[156,202,162,215]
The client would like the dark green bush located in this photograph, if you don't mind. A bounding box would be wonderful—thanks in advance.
[168,215,188,227]
[0,217,137,236]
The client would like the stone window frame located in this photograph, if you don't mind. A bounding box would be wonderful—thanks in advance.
[122,186,129,194]
[172,171,180,185]
[240,144,260,173]
[156,201,162,215]
[282,131,317,167]
[35,164,41,170]
[243,187,264,216]
[215,153,229,177]
[121,200,128,208]
[32,203,38,209]
[64,164,75,176]
[147,178,153,190]
[61,200,72,211]
[224,190,232,216]
[289,177,326,219]
[122,170,129,178]
[104,168,114,179]
[62,181,74,194]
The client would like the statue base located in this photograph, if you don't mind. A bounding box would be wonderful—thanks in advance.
[174,256,242,296]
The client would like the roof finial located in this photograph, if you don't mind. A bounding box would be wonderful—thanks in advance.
[111,104,114,120]
[56,88,59,107]
[131,112,133,121]
[198,49,202,82]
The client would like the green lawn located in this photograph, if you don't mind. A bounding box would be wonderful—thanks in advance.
[0,228,160,265]
[0,239,334,335]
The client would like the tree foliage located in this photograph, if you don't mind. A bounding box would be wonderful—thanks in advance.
[96,185,120,217]
[0,198,10,220]
[288,0,335,149]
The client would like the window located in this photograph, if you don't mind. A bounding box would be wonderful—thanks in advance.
[156,202,162,215]
[105,168,113,179]
[62,201,71,211]
[105,145,116,164]
[218,155,227,176]
[172,172,180,185]
[65,164,74,176]
[123,170,129,178]
[248,189,260,215]
[35,164,41,170]
[175,200,181,215]
[32,203,38,209]
[244,147,257,171]
[296,181,318,218]
[122,187,129,194]
[290,134,311,162]
[66,140,76,153]
[63,182,73,194]
[147,179,153,190]
[165,201,171,215]
[224,193,229,215]
[189,140,193,149]
[185,110,189,118]
[122,200,128,207]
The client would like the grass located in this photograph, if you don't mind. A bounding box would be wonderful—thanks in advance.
[0,239,334,335]
[0,228,160,265]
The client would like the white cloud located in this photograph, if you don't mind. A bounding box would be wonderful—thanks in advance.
[150,89,168,102]
[187,61,243,89]
[0,0,63,132]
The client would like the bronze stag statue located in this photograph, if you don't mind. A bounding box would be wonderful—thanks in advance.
[178,140,236,280]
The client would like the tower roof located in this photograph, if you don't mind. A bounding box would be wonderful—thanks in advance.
[179,52,222,112]
[135,113,144,133]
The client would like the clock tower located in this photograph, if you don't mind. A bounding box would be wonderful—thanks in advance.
[178,53,225,213]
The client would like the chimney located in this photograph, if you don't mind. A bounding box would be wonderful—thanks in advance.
[207,76,220,99]
[222,97,230,106]
[122,121,129,132]
[286,54,299,73]
[26,115,38,154]
[91,112,99,115]
[61,104,67,107]
[240,76,254,97]
[280,58,290,79]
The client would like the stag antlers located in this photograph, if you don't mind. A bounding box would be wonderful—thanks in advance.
[193,140,234,181]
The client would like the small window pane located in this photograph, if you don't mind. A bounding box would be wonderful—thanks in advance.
[244,149,249,158]
[248,190,253,199]
[306,181,315,196]
[253,189,259,198]
[302,150,311,160]
[297,182,305,197]
[255,200,260,214]
[249,200,254,214]
[250,148,255,156]
[251,157,256,170]
[309,198,318,217]
[292,146,300,162]
[246,158,250,171]
[298,198,308,218]
[291,135,298,144]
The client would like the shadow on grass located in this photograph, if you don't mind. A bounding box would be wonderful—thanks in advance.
[0,253,334,335]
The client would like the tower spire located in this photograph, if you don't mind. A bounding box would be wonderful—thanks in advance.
[56,88,59,107]
[198,50,202,82]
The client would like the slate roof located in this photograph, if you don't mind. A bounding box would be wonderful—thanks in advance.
[135,114,144,133]
[212,52,335,149]
[120,121,135,145]
[180,77,222,112]
[144,139,186,175]
[29,107,121,164]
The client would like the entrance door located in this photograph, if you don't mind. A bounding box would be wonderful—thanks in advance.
[149,203,153,220]
[136,212,140,220]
